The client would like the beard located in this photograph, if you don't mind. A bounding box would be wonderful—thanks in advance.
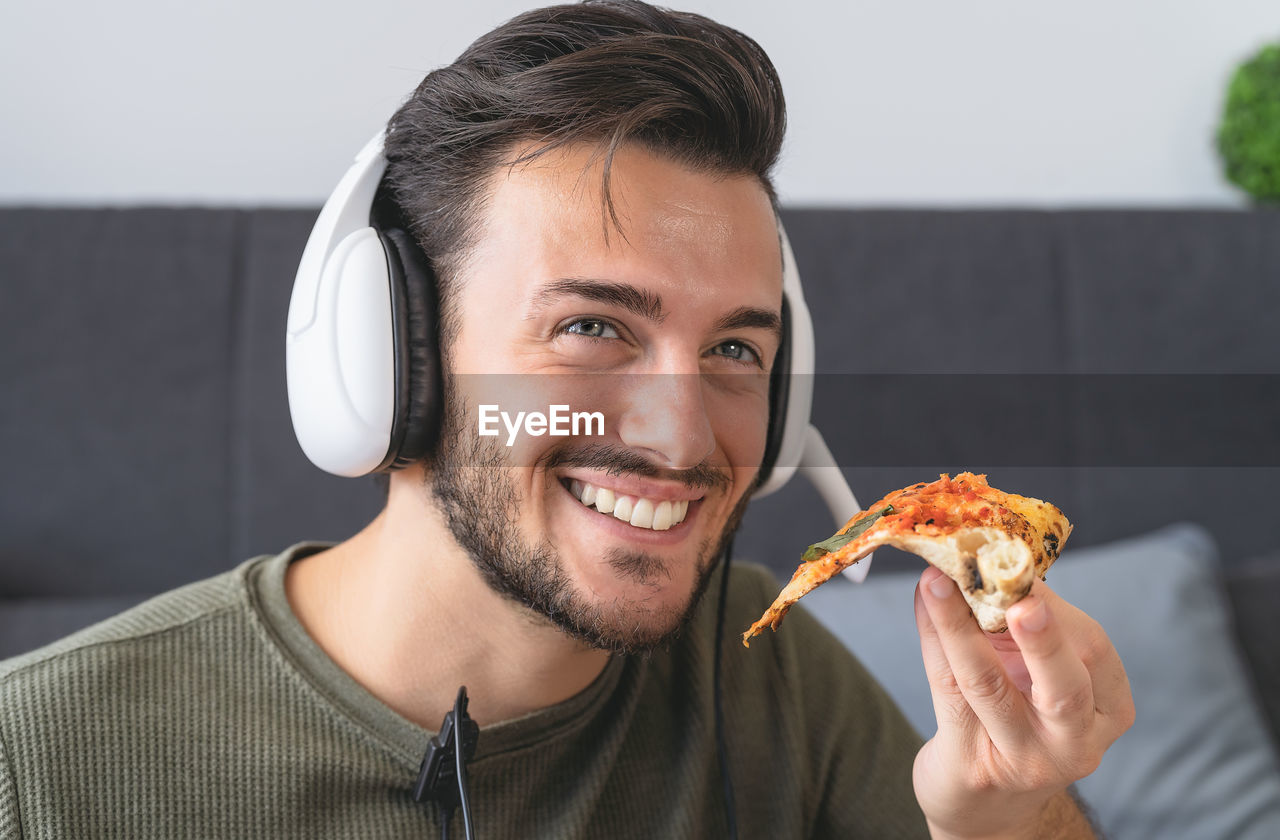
[425,379,753,656]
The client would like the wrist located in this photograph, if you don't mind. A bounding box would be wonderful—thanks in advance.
[924,790,1095,840]
[923,792,1055,840]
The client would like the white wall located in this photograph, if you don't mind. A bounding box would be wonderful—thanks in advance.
[1,0,1275,206]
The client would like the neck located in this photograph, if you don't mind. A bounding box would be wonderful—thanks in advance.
[284,467,610,730]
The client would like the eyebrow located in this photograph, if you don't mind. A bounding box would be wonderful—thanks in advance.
[530,278,783,344]
[715,306,784,344]
[531,278,665,322]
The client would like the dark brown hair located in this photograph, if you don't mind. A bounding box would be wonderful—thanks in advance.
[381,0,786,341]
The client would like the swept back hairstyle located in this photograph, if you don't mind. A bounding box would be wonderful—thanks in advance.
[381,0,787,343]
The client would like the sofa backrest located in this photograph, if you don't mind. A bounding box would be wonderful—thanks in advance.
[2,207,1277,596]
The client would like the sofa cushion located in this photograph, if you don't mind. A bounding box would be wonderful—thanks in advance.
[796,523,1280,840]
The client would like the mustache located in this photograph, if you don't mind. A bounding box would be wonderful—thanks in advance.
[543,444,731,493]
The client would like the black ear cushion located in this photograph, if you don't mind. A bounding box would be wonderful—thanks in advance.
[757,297,792,487]
[376,226,442,470]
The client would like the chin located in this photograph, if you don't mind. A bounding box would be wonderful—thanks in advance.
[554,544,720,655]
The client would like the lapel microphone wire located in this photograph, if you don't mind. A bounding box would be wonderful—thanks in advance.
[714,535,739,840]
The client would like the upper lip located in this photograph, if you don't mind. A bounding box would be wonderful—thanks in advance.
[558,471,708,503]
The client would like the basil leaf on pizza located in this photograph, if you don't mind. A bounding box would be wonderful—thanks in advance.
[801,506,894,563]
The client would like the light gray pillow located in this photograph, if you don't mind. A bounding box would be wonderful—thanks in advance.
[798,523,1280,840]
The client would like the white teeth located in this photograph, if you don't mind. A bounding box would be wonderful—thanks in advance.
[568,480,693,530]
[612,495,634,523]
[629,498,655,528]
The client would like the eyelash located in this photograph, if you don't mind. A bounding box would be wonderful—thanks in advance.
[557,318,764,368]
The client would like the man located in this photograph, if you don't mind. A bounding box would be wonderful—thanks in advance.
[0,1,1132,837]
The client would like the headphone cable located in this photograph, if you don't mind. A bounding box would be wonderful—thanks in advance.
[713,536,739,840]
[455,710,476,840]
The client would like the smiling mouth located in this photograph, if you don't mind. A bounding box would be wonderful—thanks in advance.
[565,479,693,532]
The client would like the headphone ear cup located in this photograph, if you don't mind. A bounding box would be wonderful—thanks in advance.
[758,297,792,486]
[376,227,442,470]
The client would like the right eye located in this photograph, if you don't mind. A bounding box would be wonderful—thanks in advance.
[562,319,621,340]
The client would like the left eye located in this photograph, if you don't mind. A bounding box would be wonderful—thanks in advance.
[711,341,760,365]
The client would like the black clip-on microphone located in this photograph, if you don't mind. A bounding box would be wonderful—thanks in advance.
[414,686,480,840]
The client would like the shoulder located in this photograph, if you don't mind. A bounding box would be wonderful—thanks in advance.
[0,554,274,701]
[0,553,297,819]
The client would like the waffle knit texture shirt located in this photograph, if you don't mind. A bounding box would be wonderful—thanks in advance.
[0,544,929,838]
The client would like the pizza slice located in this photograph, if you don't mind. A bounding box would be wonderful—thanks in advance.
[743,473,1071,644]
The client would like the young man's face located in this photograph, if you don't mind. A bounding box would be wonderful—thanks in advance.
[425,142,783,653]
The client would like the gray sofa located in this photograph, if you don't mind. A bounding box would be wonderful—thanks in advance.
[3,207,1279,836]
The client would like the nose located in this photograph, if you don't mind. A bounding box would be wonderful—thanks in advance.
[614,364,716,471]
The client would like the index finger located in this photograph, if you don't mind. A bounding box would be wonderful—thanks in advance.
[920,567,1031,750]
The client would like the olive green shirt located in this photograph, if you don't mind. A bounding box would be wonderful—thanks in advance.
[0,545,928,838]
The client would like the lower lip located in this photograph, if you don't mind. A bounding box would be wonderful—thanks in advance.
[560,482,700,546]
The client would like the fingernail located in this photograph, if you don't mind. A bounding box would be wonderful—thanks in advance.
[927,573,953,600]
[1019,599,1048,633]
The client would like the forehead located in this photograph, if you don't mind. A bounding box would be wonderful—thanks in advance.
[460,141,783,307]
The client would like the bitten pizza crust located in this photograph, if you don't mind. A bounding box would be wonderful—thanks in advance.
[743,473,1071,644]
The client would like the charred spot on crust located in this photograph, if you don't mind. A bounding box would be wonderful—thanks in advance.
[1044,532,1060,558]
[1000,510,1032,543]
[925,518,935,525]
[968,565,984,593]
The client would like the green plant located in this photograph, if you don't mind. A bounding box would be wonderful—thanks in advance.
[1217,43,1280,203]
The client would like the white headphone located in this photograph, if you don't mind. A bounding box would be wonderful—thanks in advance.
[286,132,873,580]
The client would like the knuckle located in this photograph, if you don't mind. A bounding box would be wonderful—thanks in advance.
[961,662,1017,716]
[930,673,978,730]
[933,668,962,696]
[1046,686,1095,725]
[939,701,973,732]
[1078,632,1111,669]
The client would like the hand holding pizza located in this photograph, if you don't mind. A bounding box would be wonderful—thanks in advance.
[910,568,1135,839]
[744,473,1134,836]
